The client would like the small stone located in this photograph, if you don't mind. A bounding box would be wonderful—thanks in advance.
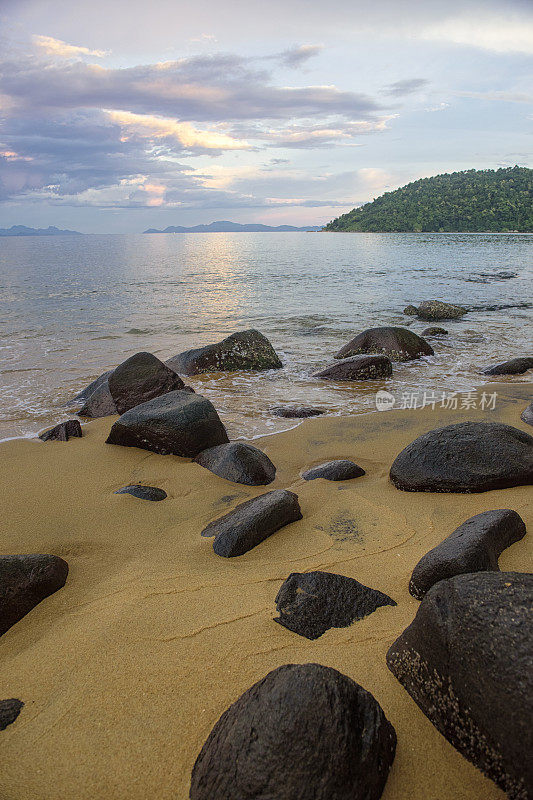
[0,699,24,731]
[270,406,326,418]
[422,326,448,336]
[302,460,365,481]
[194,442,276,486]
[312,354,392,381]
[39,420,82,441]
[114,485,167,501]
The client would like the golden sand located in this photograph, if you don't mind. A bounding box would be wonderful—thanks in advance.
[0,382,531,800]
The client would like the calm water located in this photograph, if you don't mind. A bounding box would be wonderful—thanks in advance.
[0,232,532,440]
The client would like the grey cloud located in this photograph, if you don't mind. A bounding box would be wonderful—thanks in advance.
[279,44,324,68]
[382,78,429,96]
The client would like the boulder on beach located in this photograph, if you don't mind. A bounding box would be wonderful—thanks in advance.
[166,330,282,376]
[302,460,365,481]
[274,571,396,639]
[106,390,229,457]
[390,421,533,493]
[0,554,69,637]
[404,301,467,320]
[114,485,167,501]
[78,380,117,418]
[201,489,302,557]
[108,351,185,415]
[270,406,326,418]
[194,442,276,486]
[521,401,533,426]
[312,354,392,381]
[73,370,113,402]
[409,509,526,599]
[190,663,397,800]
[0,699,24,731]
[482,357,533,376]
[387,572,533,800]
[39,420,82,441]
[422,326,448,336]
[335,326,434,362]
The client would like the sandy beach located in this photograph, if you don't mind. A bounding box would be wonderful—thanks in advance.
[0,380,531,800]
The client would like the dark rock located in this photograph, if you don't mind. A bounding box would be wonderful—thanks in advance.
[482,357,533,376]
[275,571,396,639]
[302,460,365,481]
[202,489,302,557]
[390,421,533,493]
[414,300,467,320]
[115,485,167,501]
[387,572,533,800]
[166,329,282,376]
[422,326,448,336]
[108,351,185,415]
[0,554,69,637]
[335,326,434,362]
[78,380,117,418]
[39,420,82,441]
[73,370,113,401]
[106,390,229,457]
[190,662,396,800]
[521,401,533,426]
[194,442,276,486]
[0,699,24,731]
[312,354,392,381]
[270,406,326,418]
[403,305,418,316]
[409,509,526,599]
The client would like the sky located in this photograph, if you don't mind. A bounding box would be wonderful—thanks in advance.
[0,0,531,232]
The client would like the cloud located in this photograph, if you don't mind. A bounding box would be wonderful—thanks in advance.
[420,14,533,54]
[279,44,324,68]
[32,35,108,59]
[382,78,428,97]
[457,90,533,104]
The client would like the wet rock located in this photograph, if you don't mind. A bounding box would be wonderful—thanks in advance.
[166,329,282,376]
[422,326,448,336]
[73,370,113,401]
[0,699,24,731]
[0,554,69,637]
[335,326,434,362]
[390,421,533,493]
[302,460,365,481]
[39,420,82,441]
[275,571,396,639]
[108,351,185,415]
[194,442,276,486]
[409,509,526,600]
[482,357,533,376]
[312,354,392,381]
[387,572,533,800]
[270,406,326,418]
[403,305,418,316]
[521,401,533,426]
[202,489,302,557]
[78,380,117,418]
[114,485,167,501]
[412,300,467,320]
[190,662,396,800]
[106,390,229,457]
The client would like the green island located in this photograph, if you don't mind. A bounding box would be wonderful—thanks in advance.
[324,166,533,233]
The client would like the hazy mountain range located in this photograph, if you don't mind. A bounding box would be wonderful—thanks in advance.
[143,221,323,233]
[0,225,82,236]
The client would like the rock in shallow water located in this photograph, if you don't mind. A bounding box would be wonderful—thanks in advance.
[194,442,276,486]
[521,401,533,426]
[0,554,69,637]
[0,699,24,731]
[106,390,229,457]
[409,509,526,599]
[115,485,167,501]
[335,326,434,362]
[302,460,365,481]
[202,489,302,557]
[270,406,326,418]
[108,351,185,414]
[78,380,116,418]
[275,571,396,639]
[412,300,467,320]
[422,326,448,336]
[387,572,533,800]
[390,421,533,493]
[313,354,392,381]
[39,420,82,441]
[190,662,396,800]
[166,329,282,376]
[482,357,533,376]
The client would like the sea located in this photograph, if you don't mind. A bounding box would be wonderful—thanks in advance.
[0,231,531,441]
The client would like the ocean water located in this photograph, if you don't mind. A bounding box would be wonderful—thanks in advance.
[0,231,531,441]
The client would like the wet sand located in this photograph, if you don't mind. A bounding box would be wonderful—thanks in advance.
[0,381,531,800]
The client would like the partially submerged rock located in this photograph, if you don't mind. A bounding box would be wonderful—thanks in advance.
[106,390,229,457]
[78,380,116,418]
[409,300,467,320]
[114,485,167,501]
[39,420,82,442]
[0,699,24,731]
[390,421,533,493]
[0,554,69,637]
[403,305,418,316]
[335,326,434,362]
[166,330,282,376]
[521,401,533,426]
[190,663,396,800]
[275,571,396,639]
[302,460,365,481]
[422,326,448,336]
[194,442,276,486]
[270,406,326,418]
[202,489,302,557]
[387,572,533,800]
[313,354,392,381]
[409,509,526,599]
[108,351,185,414]
[482,357,533,376]
[73,370,112,401]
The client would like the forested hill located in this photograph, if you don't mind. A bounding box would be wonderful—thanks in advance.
[324,167,533,232]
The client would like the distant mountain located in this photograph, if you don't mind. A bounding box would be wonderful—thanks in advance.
[324,166,533,233]
[0,225,82,237]
[143,221,323,233]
